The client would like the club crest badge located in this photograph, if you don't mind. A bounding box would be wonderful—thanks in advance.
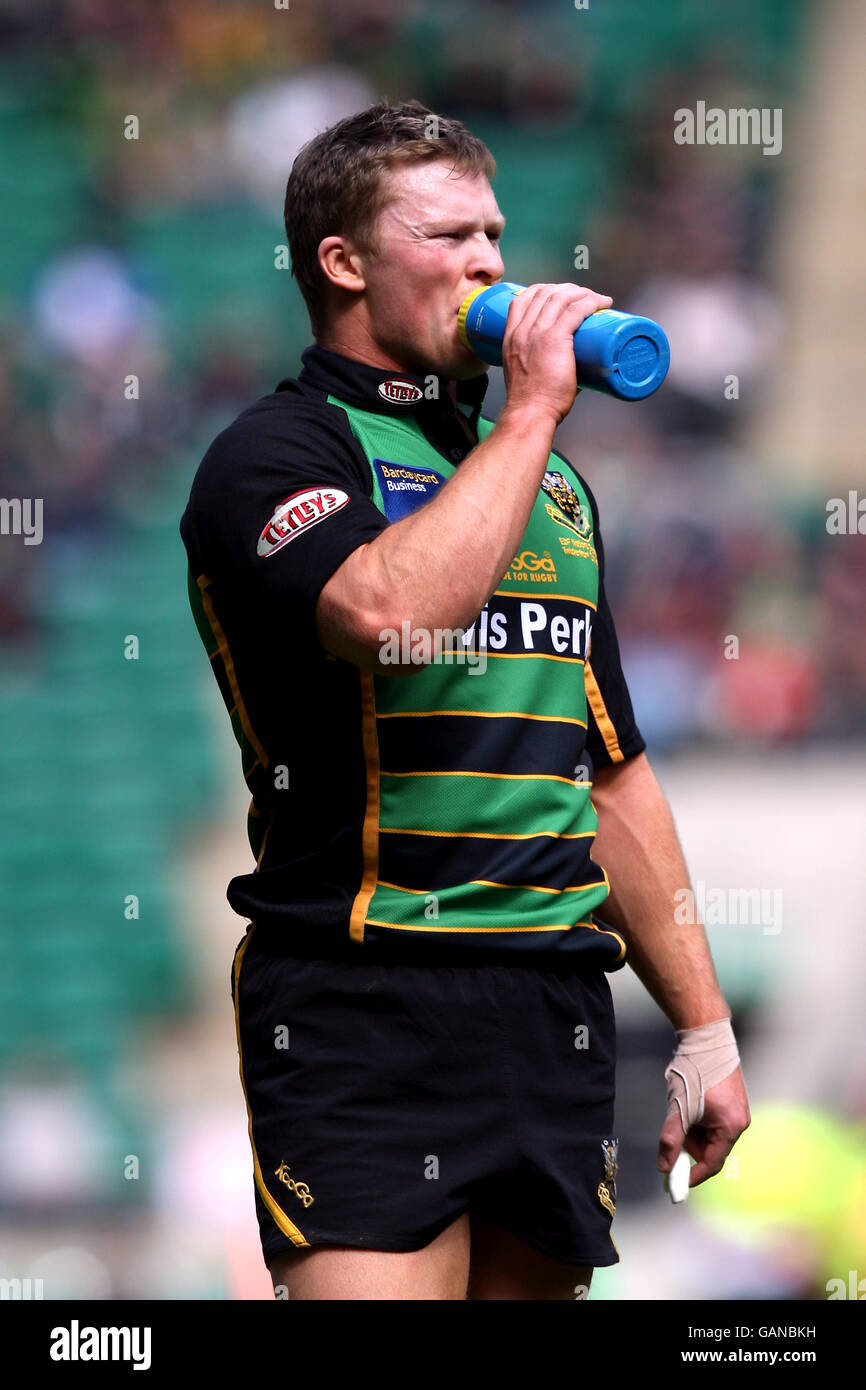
[598,1136,619,1218]
[541,470,592,540]
[602,1137,619,1186]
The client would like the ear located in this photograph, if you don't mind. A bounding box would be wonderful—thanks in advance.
[318,236,366,295]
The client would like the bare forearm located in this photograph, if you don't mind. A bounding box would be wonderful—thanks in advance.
[317,399,558,668]
[317,282,619,671]
[591,753,729,1030]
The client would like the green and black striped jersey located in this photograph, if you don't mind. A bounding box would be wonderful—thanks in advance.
[180,346,645,968]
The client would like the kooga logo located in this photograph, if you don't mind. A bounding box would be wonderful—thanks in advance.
[49,1321,152,1371]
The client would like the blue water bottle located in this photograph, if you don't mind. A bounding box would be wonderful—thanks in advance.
[458,281,670,401]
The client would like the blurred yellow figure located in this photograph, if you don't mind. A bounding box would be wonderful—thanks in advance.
[692,1102,866,1296]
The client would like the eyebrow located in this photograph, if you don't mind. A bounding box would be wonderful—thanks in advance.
[426,215,506,236]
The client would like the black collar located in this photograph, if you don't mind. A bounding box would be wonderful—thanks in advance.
[292,344,490,423]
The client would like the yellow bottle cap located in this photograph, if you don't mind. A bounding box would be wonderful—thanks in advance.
[457,286,488,349]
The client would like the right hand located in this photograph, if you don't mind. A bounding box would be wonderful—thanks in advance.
[658,1066,751,1189]
[501,282,613,424]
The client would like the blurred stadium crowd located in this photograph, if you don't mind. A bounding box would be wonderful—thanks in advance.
[1,0,864,1301]
[2,0,861,736]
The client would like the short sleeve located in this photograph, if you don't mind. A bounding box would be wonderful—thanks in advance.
[580,474,646,767]
[180,397,391,612]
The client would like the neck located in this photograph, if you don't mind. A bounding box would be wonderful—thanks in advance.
[316,307,417,374]
[315,318,459,405]
[316,331,410,373]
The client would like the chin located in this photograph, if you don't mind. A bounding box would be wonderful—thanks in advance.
[429,340,488,382]
[379,332,486,382]
[448,359,488,382]
[450,352,490,382]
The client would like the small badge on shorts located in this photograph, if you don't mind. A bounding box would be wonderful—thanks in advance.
[274,1160,315,1208]
[598,1137,619,1218]
[602,1137,619,1186]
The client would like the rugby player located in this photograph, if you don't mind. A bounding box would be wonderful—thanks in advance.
[180,100,750,1300]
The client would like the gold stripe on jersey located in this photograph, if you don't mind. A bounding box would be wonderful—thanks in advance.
[585,661,625,763]
[197,575,270,769]
[367,910,625,956]
[247,797,274,869]
[582,918,627,959]
[379,827,596,840]
[436,650,585,665]
[472,876,606,894]
[375,709,587,727]
[381,770,588,788]
[377,877,607,896]
[365,918,592,934]
[232,928,310,1248]
[349,670,382,944]
[491,588,597,610]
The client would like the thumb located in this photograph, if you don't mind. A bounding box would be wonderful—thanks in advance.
[658,1111,686,1173]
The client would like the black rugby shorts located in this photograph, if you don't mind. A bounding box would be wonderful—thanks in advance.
[231,922,620,1272]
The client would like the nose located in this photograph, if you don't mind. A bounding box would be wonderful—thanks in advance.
[468,232,504,285]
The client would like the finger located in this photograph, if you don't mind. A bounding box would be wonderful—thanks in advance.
[657,1112,686,1172]
[504,283,557,339]
[532,287,613,334]
[700,1088,751,1139]
[688,1131,733,1186]
[682,1128,706,1162]
[541,281,612,306]
[505,285,613,359]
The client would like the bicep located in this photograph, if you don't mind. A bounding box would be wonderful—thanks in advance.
[315,542,425,677]
[191,418,394,655]
[315,542,382,669]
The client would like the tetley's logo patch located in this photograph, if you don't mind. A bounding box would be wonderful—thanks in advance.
[257,486,349,556]
[372,458,445,522]
[378,378,423,405]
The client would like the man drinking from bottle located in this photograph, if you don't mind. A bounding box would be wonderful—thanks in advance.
[179,99,750,1301]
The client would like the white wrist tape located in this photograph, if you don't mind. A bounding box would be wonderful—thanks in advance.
[664,1017,740,1132]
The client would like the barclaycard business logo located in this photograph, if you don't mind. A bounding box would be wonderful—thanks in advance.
[372,458,446,523]
[378,377,423,405]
